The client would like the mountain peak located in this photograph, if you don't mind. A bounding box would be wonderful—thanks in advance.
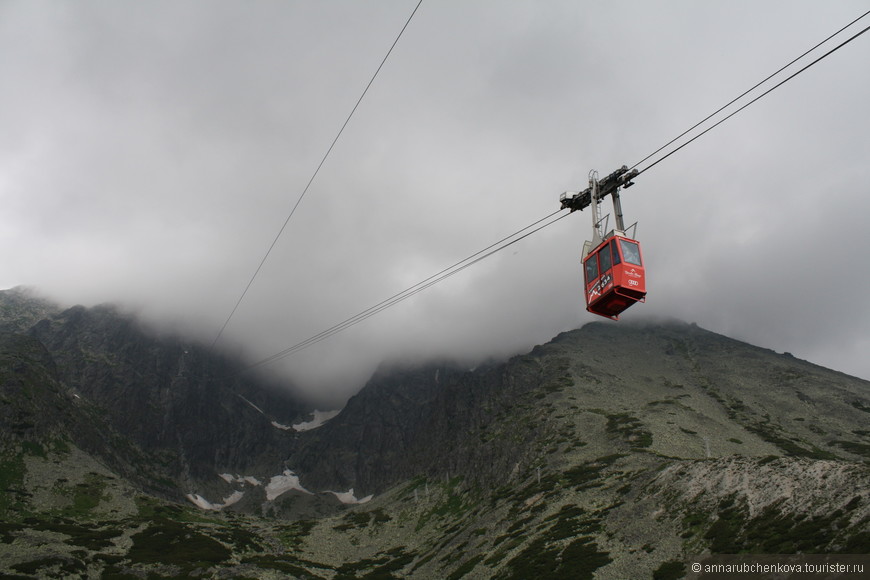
[1,305,868,577]
[287,318,870,496]
[0,286,62,334]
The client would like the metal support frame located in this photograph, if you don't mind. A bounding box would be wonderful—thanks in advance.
[560,165,638,214]
[588,172,603,248]
[611,188,625,233]
[559,164,639,253]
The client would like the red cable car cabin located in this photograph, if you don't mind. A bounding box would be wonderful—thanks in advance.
[583,235,646,320]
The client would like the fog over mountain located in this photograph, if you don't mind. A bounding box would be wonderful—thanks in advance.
[2,1,869,401]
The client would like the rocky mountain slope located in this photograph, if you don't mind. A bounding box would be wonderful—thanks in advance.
[0,288,867,578]
[290,320,870,495]
[0,288,313,496]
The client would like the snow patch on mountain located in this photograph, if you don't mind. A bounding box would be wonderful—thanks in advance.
[327,488,373,504]
[265,469,310,501]
[237,393,313,432]
[185,491,245,511]
[292,409,341,432]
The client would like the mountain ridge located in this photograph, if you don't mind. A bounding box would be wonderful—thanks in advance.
[0,288,313,496]
[286,318,870,496]
[0,288,867,578]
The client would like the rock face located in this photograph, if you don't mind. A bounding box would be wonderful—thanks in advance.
[0,286,60,333]
[0,288,310,495]
[0,332,69,440]
[289,356,559,494]
[289,320,870,497]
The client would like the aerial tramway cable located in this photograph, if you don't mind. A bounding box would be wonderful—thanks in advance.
[242,9,870,371]
[243,210,569,370]
[628,8,870,173]
[210,0,424,348]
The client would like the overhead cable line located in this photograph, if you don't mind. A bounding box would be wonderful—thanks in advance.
[243,210,570,370]
[243,10,869,370]
[211,0,424,348]
[634,13,870,176]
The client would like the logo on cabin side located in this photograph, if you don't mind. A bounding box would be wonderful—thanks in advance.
[588,273,613,300]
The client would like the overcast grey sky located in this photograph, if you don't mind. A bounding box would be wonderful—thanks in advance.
[2,1,869,403]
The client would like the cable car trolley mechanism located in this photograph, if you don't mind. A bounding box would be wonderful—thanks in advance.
[560,165,646,320]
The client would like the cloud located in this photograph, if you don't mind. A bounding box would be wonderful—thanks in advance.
[2,1,869,403]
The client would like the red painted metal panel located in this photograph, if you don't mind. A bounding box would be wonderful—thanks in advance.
[582,235,646,320]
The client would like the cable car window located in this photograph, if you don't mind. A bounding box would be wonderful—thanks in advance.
[619,239,642,265]
[585,254,598,284]
[610,239,621,266]
[598,243,612,272]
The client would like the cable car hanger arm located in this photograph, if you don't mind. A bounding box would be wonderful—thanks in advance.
[559,165,638,214]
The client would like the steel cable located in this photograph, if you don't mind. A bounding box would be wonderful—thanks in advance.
[632,11,870,174]
[211,0,425,348]
[243,210,569,370]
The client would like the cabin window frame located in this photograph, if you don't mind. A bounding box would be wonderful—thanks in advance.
[598,243,613,273]
[619,239,642,266]
[584,253,599,285]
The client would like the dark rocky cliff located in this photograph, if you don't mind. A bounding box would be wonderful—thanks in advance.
[289,320,870,497]
[0,332,68,440]
[288,356,561,495]
[0,288,311,493]
[0,330,172,496]
[0,286,60,334]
